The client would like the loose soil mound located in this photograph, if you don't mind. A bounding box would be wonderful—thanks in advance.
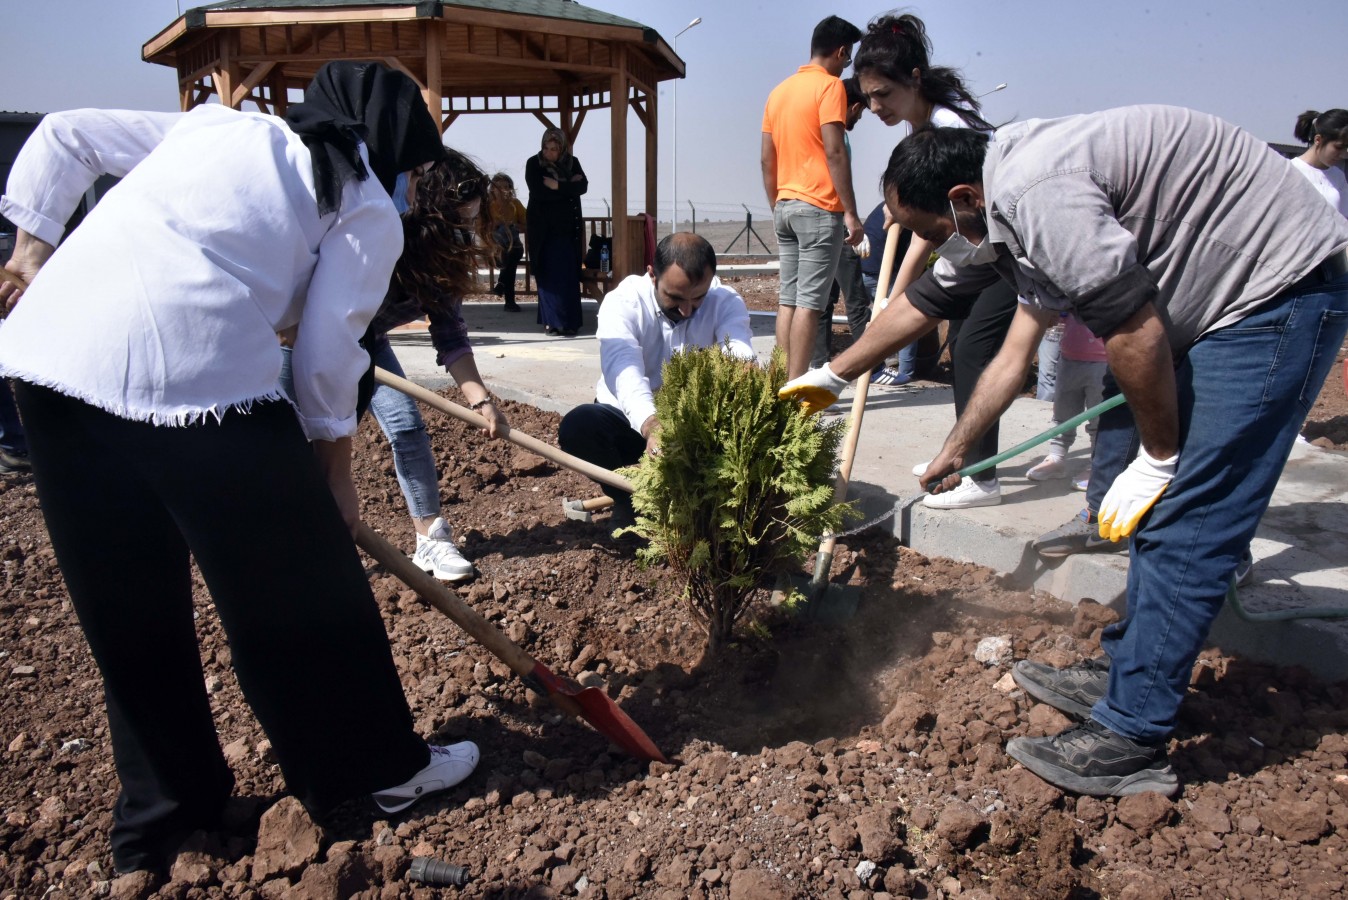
[1,320,1346,898]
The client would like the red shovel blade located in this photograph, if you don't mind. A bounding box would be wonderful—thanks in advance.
[528,661,668,763]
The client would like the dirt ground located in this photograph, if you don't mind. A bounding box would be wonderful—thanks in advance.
[1,285,1347,899]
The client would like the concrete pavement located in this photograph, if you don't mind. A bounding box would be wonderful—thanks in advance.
[390,297,1348,680]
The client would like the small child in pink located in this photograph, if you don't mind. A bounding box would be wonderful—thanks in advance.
[1027,313,1107,488]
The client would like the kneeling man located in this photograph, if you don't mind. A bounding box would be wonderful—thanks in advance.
[560,233,755,528]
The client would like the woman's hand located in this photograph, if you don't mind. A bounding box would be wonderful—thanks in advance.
[478,401,507,438]
[543,177,560,191]
[1,230,55,317]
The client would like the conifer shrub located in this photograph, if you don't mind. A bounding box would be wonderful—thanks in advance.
[620,347,849,652]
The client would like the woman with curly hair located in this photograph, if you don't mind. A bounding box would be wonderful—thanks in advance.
[853,12,1017,511]
[0,61,482,875]
[355,149,510,583]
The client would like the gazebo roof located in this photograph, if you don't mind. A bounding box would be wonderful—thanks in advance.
[143,0,685,105]
[180,0,650,32]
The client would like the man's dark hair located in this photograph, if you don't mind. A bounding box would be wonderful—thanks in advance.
[881,127,989,214]
[811,16,863,57]
[842,75,866,108]
[653,233,717,281]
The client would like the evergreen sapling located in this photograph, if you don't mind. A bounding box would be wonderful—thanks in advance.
[619,347,850,652]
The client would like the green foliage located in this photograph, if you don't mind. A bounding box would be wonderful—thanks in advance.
[619,347,849,651]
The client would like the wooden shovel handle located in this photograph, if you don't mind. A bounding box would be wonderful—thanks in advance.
[355,523,537,678]
[818,223,903,557]
[373,367,634,494]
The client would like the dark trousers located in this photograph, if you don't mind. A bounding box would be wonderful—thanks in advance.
[495,238,524,304]
[14,384,427,870]
[557,402,644,516]
[0,378,25,455]
[945,280,1019,481]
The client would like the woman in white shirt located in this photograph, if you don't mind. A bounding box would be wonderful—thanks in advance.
[1291,109,1348,219]
[851,13,1016,511]
[0,62,481,875]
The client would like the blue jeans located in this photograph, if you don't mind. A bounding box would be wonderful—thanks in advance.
[279,342,441,520]
[1085,369,1138,515]
[1094,273,1348,742]
[367,340,441,521]
[1036,323,1063,401]
[0,379,26,455]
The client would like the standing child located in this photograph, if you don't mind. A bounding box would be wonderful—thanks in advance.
[1026,312,1107,487]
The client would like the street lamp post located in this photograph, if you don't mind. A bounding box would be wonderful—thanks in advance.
[672,16,702,236]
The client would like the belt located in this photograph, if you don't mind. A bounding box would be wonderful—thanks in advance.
[1291,248,1348,292]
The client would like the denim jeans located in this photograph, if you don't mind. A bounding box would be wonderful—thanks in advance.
[0,379,26,455]
[1036,322,1063,400]
[279,342,441,520]
[366,339,441,521]
[1046,358,1106,457]
[813,245,872,369]
[1094,273,1348,742]
[773,199,844,312]
[1085,369,1139,515]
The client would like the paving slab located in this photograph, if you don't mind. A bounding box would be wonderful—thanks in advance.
[390,298,1348,680]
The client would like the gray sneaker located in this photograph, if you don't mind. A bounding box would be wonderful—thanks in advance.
[1012,656,1109,720]
[1032,509,1123,558]
[0,448,31,475]
[1006,719,1178,797]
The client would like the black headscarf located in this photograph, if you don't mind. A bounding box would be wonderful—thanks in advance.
[286,61,447,216]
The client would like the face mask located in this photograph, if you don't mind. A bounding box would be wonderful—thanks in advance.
[392,172,410,215]
[937,200,998,267]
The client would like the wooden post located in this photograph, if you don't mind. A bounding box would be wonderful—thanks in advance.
[215,32,238,110]
[644,88,658,247]
[610,45,629,282]
[424,19,444,134]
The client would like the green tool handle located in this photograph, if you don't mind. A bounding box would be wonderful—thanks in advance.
[950,393,1128,483]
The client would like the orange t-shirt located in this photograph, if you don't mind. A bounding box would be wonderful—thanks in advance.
[762,64,847,213]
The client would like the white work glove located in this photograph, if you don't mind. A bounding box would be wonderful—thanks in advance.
[778,364,848,416]
[856,234,871,259]
[1097,448,1178,542]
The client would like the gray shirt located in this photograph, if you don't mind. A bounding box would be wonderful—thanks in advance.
[907,105,1348,353]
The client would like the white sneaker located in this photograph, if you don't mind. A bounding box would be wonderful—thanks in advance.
[372,741,480,814]
[413,518,474,582]
[923,477,1001,509]
[1027,454,1067,481]
[912,460,930,478]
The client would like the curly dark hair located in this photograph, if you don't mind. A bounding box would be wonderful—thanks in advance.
[854,11,993,132]
[391,147,495,310]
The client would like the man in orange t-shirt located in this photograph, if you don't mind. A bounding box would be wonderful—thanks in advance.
[762,15,865,380]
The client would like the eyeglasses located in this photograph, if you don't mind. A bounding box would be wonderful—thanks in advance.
[840,47,852,67]
[445,175,483,202]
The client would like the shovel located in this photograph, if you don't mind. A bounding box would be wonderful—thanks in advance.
[373,368,634,496]
[356,522,666,762]
[796,224,904,621]
[372,367,636,529]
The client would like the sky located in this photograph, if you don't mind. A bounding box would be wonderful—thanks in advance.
[3,0,1346,223]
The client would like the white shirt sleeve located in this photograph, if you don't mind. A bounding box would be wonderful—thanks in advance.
[289,177,404,441]
[0,109,184,246]
[710,285,756,360]
[596,284,658,433]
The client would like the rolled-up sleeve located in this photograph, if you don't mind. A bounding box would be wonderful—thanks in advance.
[905,262,1001,320]
[290,180,402,441]
[0,109,182,245]
[1010,172,1159,337]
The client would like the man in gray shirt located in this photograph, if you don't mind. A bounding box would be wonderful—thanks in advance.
[783,105,1348,797]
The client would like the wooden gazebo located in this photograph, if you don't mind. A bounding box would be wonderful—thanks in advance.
[141,0,687,283]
